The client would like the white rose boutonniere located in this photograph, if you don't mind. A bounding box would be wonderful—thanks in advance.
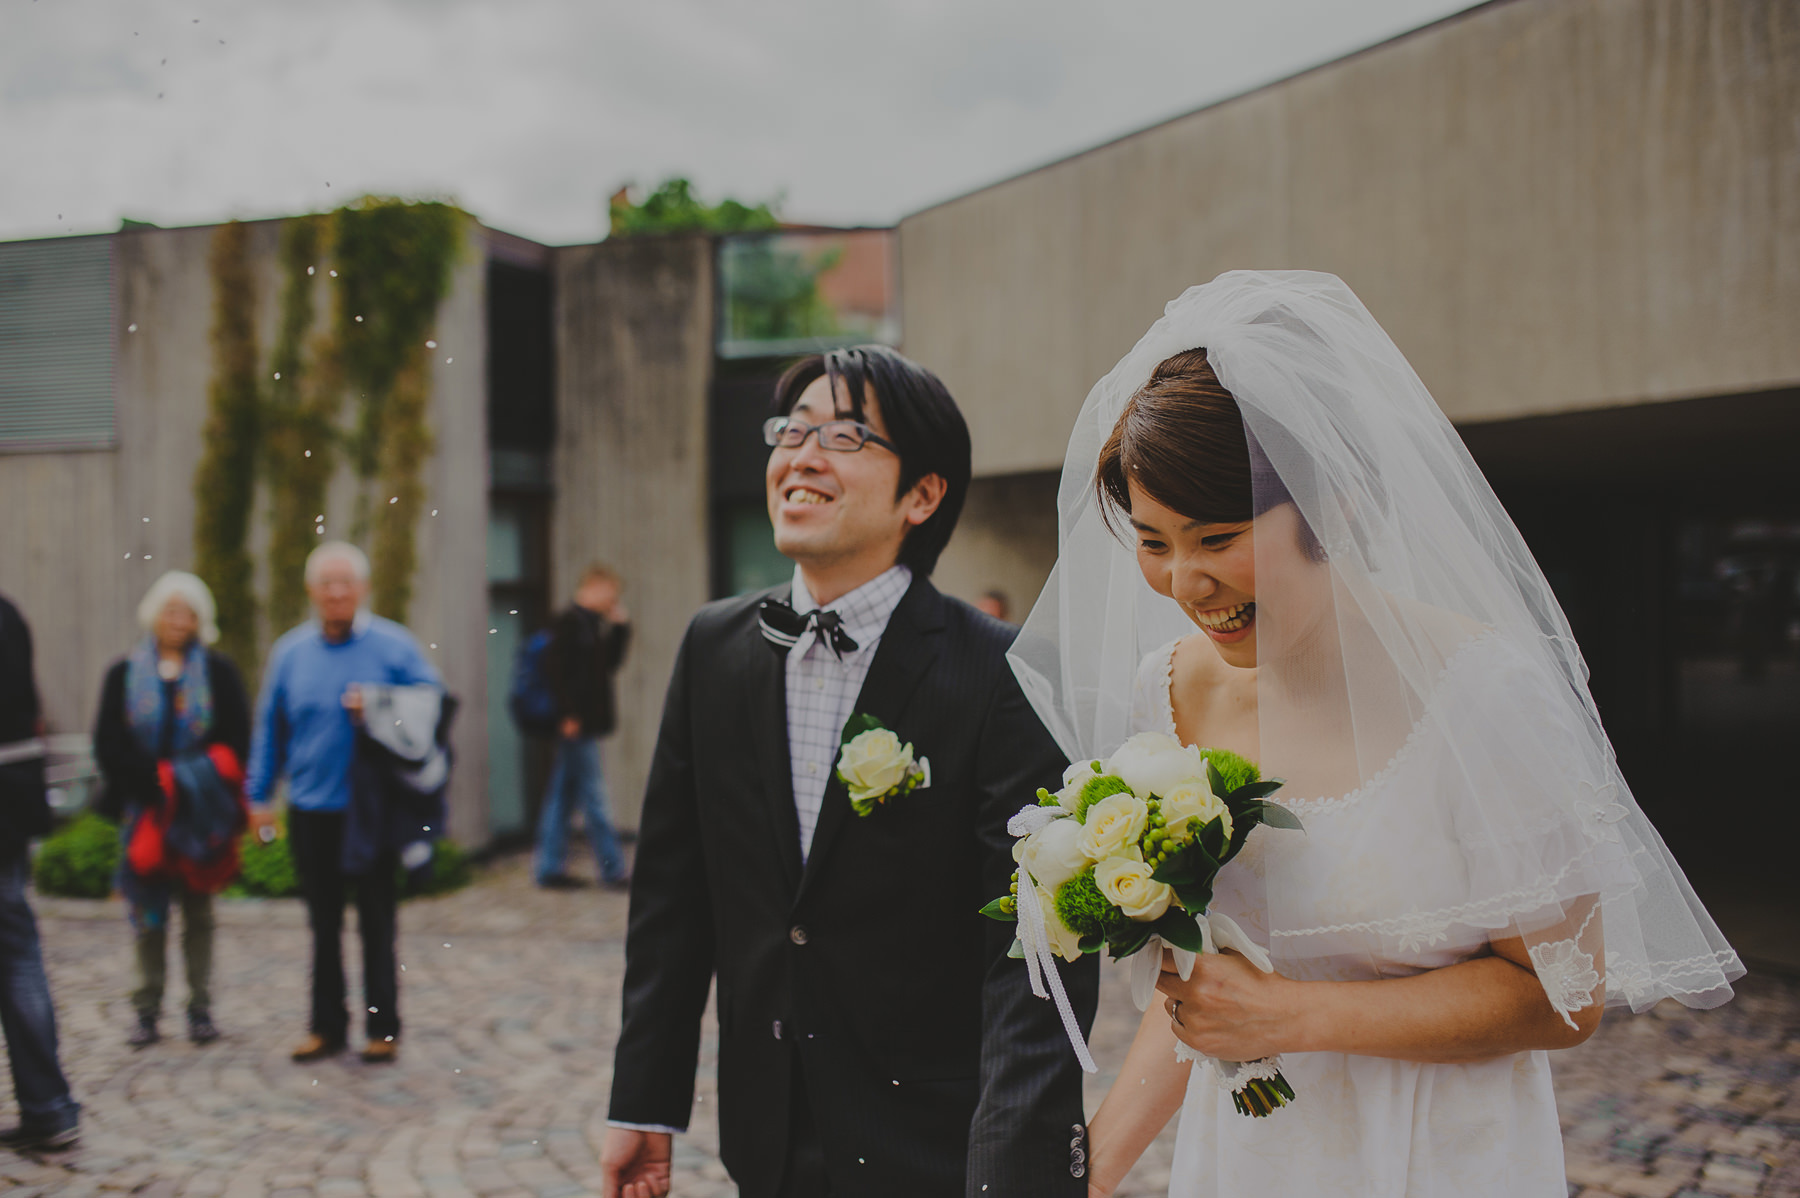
[837,713,931,817]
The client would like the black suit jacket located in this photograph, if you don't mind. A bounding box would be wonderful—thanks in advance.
[0,595,51,856]
[610,575,1099,1198]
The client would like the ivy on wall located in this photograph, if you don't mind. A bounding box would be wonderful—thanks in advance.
[192,221,262,673]
[191,199,462,672]
[332,198,462,623]
[263,214,338,637]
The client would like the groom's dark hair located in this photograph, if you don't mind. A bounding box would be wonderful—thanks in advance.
[771,345,972,576]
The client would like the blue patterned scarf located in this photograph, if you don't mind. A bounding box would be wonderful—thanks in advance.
[124,636,212,759]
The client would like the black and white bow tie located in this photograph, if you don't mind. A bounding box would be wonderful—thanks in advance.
[759,599,859,658]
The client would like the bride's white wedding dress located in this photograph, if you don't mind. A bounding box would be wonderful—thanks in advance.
[1136,635,1567,1198]
[1008,270,1742,1197]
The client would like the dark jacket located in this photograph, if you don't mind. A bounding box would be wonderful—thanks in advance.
[549,605,630,738]
[344,684,456,888]
[609,576,1099,1198]
[93,649,251,822]
[0,595,51,856]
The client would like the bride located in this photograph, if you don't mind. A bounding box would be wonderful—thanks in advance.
[1009,271,1743,1197]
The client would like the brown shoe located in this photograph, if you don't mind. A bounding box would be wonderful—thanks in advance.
[291,1033,346,1062]
[360,1038,398,1064]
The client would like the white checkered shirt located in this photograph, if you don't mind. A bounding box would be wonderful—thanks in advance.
[786,563,913,860]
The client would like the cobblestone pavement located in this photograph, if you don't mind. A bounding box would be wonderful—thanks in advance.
[3,854,1795,1197]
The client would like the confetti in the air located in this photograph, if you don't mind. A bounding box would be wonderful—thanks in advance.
[128,323,138,333]
[426,340,437,349]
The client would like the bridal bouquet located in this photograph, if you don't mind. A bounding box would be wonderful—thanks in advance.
[982,731,1302,1116]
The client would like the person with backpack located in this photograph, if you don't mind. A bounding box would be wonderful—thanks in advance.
[531,563,631,891]
[94,571,251,1049]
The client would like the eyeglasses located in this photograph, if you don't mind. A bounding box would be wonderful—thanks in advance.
[763,416,898,454]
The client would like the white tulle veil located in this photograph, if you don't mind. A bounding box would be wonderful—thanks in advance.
[1010,270,1742,1016]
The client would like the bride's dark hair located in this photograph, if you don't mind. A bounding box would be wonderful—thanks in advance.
[1095,348,1323,559]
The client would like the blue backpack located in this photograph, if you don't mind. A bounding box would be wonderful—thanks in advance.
[508,629,559,737]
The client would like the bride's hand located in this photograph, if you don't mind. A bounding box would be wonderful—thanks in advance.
[1156,949,1300,1061]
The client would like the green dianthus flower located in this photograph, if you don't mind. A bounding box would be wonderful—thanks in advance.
[1204,748,1261,795]
[1075,774,1133,822]
[1054,868,1123,939]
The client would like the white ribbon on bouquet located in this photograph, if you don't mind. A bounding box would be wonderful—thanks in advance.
[1128,913,1286,1091]
[1008,803,1098,1074]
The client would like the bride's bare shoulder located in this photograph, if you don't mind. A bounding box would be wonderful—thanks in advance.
[1381,593,1490,661]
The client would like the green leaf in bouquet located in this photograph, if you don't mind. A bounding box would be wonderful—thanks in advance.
[1206,759,1228,801]
[1173,880,1215,914]
[1078,933,1107,954]
[1225,779,1286,804]
[1107,923,1157,960]
[1200,815,1230,859]
[1152,911,1205,953]
[840,711,884,744]
[978,896,1018,922]
[1251,801,1305,831]
[1151,854,1200,886]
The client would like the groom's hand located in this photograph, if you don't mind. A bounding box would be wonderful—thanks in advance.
[599,1128,672,1198]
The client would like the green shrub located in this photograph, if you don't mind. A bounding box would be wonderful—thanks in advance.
[415,838,472,896]
[226,815,474,900]
[33,813,121,898]
[234,817,301,898]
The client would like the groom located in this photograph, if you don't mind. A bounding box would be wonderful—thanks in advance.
[601,346,1098,1198]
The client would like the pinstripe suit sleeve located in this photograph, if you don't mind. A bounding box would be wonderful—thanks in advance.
[965,653,1100,1198]
[608,620,715,1130]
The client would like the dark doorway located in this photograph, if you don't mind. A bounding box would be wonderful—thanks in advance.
[1463,387,1800,970]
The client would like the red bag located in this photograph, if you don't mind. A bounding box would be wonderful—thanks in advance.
[128,746,248,895]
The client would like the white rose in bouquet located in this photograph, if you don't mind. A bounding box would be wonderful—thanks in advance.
[1079,792,1150,860]
[838,728,914,802]
[1161,777,1232,844]
[1035,885,1087,963]
[1051,760,1100,815]
[1014,815,1092,892]
[1094,857,1174,921]
[1105,731,1208,801]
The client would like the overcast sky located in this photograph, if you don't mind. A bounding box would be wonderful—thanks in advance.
[3,0,1474,246]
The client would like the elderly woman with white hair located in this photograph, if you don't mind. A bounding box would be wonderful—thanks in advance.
[94,571,250,1049]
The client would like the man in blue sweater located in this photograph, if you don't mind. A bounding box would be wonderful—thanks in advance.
[247,542,438,1064]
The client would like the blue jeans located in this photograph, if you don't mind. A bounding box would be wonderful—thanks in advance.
[534,737,627,883]
[0,853,78,1132]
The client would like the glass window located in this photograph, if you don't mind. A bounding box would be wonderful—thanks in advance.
[717,230,897,359]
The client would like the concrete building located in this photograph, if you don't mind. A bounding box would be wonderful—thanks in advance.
[900,0,1799,960]
[4,2,1792,957]
[0,219,889,849]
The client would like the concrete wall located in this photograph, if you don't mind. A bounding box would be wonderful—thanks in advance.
[899,0,1800,477]
[0,219,491,846]
[552,235,714,831]
[932,470,1062,622]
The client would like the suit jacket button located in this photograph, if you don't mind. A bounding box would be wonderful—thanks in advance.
[1071,1162,1086,1179]
[1071,1124,1085,1136]
[789,925,809,946]
[772,1020,783,1040]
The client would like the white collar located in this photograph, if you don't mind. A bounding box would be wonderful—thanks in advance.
[790,563,913,648]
